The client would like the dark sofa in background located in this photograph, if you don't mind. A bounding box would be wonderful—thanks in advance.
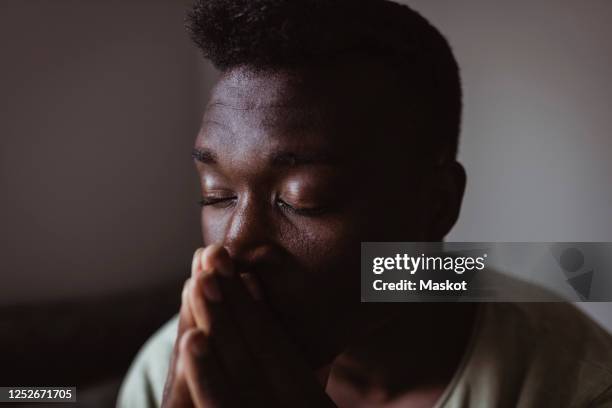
[1,279,184,407]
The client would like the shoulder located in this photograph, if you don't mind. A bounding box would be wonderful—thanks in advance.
[116,315,178,408]
[500,302,612,371]
[473,302,612,406]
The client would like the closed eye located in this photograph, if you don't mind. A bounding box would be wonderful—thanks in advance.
[276,198,328,216]
[198,196,237,208]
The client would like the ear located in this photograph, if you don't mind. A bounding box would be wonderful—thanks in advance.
[426,161,466,240]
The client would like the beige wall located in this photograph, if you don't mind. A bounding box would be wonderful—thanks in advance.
[407,0,612,327]
[0,1,216,304]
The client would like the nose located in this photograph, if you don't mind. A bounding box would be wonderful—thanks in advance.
[221,193,278,267]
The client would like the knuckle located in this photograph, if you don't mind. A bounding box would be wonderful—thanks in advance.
[179,329,202,355]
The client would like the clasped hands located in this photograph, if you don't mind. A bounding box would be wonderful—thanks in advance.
[162,245,336,408]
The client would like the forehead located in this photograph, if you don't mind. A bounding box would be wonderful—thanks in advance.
[202,69,328,150]
[208,62,397,113]
[197,64,407,159]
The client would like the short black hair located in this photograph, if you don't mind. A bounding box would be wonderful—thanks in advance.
[186,0,462,161]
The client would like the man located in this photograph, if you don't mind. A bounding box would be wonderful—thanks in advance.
[118,0,612,406]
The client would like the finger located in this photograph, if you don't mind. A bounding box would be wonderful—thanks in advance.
[173,269,198,374]
[202,246,293,356]
[162,279,196,407]
[196,250,271,402]
[181,328,232,408]
[192,247,205,277]
[163,247,202,407]
[202,247,325,403]
[179,278,196,333]
[162,346,195,408]
[189,271,217,333]
[179,247,204,334]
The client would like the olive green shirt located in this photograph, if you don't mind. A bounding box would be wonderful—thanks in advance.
[117,302,612,407]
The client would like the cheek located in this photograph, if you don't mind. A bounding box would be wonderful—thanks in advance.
[279,215,361,277]
[200,210,227,245]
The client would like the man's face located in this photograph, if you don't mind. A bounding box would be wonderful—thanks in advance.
[193,63,438,366]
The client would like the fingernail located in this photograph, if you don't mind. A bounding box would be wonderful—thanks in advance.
[200,245,218,273]
[201,244,233,277]
[202,275,222,302]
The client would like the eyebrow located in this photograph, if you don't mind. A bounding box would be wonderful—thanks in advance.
[192,148,217,164]
[191,148,336,166]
